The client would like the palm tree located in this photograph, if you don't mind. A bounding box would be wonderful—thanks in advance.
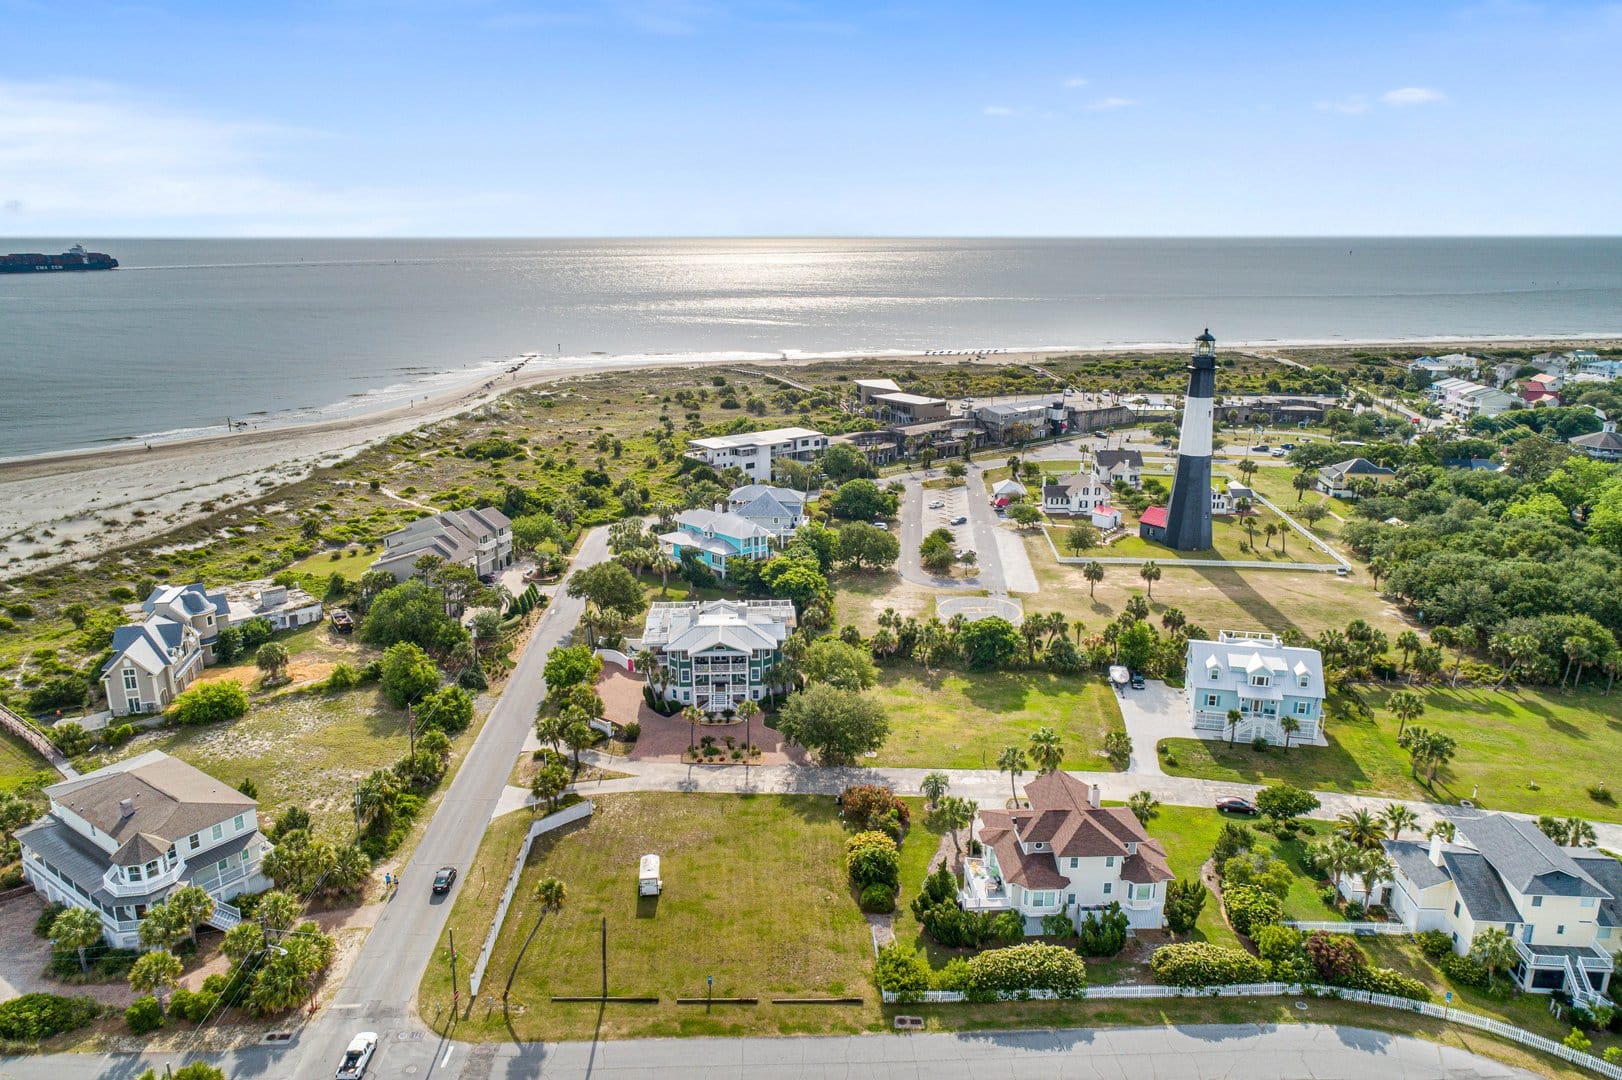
[535,710,563,754]
[1128,790,1161,825]
[1291,470,1315,503]
[1387,689,1425,736]
[1139,560,1161,599]
[933,795,975,856]
[255,640,290,683]
[652,550,678,593]
[1354,848,1391,908]
[1226,708,1243,747]
[166,884,215,946]
[1333,808,1387,850]
[1380,803,1419,842]
[1317,836,1359,888]
[1538,816,1598,848]
[1470,927,1519,986]
[1243,516,1259,548]
[736,698,761,761]
[1396,630,1421,672]
[1426,819,1456,843]
[1160,607,1186,635]
[1263,522,1279,549]
[632,648,659,679]
[1279,714,1301,750]
[1028,727,1064,775]
[681,705,705,753]
[505,877,568,1007]
[50,907,103,975]
[921,771,950,808]
[1124,593,1150,622]
[129,949,183,1013]
[996,745,1029,807]
[1069,561,1102,605]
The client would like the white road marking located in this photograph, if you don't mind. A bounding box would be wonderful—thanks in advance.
[442,1047,454,1067]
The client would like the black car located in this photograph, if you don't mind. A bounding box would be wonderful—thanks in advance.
[432,866,457,893]
[1128,673,1146,690]
[1216,796,1258,816]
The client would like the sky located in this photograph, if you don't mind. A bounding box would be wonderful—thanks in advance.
[3,1,1621,236]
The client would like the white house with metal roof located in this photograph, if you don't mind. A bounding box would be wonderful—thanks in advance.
[1376,815,1614,1003]
[1184,630,1325,746]
[16,751,271,947]
[725,484,808,540]
[685,427,827,482]
[639,600,796,713]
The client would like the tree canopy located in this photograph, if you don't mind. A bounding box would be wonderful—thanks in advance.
[774,683,890,765]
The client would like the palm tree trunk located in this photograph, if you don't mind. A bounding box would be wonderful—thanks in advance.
[77,946,88,975]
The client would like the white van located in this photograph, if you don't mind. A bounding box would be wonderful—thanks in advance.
[639,853,662,896]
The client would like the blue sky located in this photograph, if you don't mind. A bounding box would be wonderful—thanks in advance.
[3,1,1620,235]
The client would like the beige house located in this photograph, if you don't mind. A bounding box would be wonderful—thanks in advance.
[100,617,204,718]
[16,751,271,948]
[373,507,514,581]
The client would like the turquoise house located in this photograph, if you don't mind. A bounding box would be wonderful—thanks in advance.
[657,508,774,580]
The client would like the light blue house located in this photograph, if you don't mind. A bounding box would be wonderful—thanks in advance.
[1184,630,1325,746]
[657,509,774,580]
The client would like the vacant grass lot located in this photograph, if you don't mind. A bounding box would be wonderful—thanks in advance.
[80,684,411,838]
[1099,505,1338,565]
[289,545,377,582]
[1161,685,1622,823]
[1024,529,1408,642]
[868,667,1124,771]
[832,573,938,637]
[422,793,875,1041]
[0,727,53,794]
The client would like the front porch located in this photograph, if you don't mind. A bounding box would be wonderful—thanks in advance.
[1513,939,1613,1004]
[958,856,1012,912]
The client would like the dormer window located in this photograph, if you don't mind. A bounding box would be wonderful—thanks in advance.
[1249,674,1271,687]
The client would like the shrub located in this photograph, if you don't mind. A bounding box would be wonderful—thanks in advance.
[913,865,958,912]
[1254,784,1321,821]
[1342,900,1366,920]
[1438,953,1490,989]
[1303,932,1369,986]
[1221,854,1294,900]
[963,943,1087,1002]
[844,832,900,891]
[1563,1028,1591,1054]
[1076,902,1129,958]
[325,663,361,691]
[1164,878,1208,935]
[1317,885,1339,908]
[49,722,92,757]
[166,986,219,1023]
[1253,924,1304,963]
[840,785,910,833]
[1150,942,1269,988]
[0,993,100,1041]
[1603,1046,1621,1065]
[1212,822,1254,865]
[169,681,250,726]
[124,995,164,1035]
[620,721,640,741]
[105,723,137,747]
[457,665,488,692]
[34,902,68,937]
[1589,782,1613,803]
[1353,966,1431,1001]
[859,884,897,914]
[1415,929,1453,960]
[1222,884,1283,938]
[873,943,931,1002]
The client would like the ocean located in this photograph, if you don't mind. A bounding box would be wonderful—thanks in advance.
[2,237,1620,459]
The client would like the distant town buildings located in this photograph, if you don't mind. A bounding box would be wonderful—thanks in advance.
[1185,630,1325,747]
[686,427,828,482]
[640,599,797,713]
[1429,377,1516,420]
[372,507,513,581]
[1570,422,1622,462]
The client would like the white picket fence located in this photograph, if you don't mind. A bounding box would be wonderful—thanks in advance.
[1284,920,1410,935]
[467,800,593,996]
[880,981,1622,1079]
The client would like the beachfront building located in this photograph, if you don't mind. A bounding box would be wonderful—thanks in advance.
[1409,354,1480,378]
[725,484,809,540]
[140,584,230,664]
[872,392,950,424]
[853,378,902,406]
[100,616,205,718]
[1374,815,1614,1003]
[1316,457,1397,498]
[972,398,1065,443]
[372,507,513,581]
[1570,423,1622,462]
[639,600,797,713]
[961,772,1174,933]
[222,582,324,632]
[657,509,774,580]
[15,751,271,948]
[686,427,828,483]
[1185,630,1325,747]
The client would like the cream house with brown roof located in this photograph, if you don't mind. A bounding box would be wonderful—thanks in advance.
[961,772,1174,932]
[16,751,271,947]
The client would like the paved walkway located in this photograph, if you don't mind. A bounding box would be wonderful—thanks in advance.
[0,1023,1534,1078]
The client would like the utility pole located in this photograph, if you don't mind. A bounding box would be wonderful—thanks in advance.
[449,928,459,1013]
[408,702,416,757]
[600,916,607,999]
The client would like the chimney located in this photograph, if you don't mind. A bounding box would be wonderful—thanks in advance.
[119,798,135,820]
[1429,830,1444,867]
[1089,784,1101,810]
[714,502,724,514]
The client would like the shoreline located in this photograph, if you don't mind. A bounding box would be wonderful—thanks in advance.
[2,333,1617,575]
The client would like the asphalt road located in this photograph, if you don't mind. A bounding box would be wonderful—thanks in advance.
[0,1023,1535,1079]
[895,462,1012,594]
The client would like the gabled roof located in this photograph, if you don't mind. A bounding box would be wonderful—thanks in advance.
[728,484,806,511]
[144,583,227,620]
[730,493,798,523]
[45,751,255,864]
[1459,815,1610,898]
[1568,852,1622,927]
[101,617,192,676]
[1095,449,1143,469]
[1319,457,1395,481]
[1570,430,1622,452]
[675,508,773,541]
[1382,839,1452,891]
[1139,506,1168,528]
[1441,851,1522,923]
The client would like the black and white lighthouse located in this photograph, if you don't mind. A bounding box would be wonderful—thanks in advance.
[1162,328,1218,551]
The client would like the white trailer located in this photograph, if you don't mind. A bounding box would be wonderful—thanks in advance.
[639,853,662,896]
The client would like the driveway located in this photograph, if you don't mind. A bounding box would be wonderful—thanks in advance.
[1112,679,1189,777]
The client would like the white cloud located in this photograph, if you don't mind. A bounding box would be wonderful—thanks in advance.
[1381,86,1447,107]
[1062,76,1089,88]
[0,80,470,234]
[982,105,1017,116]
[1080,96,1135,112]
[1315,96,1370,115]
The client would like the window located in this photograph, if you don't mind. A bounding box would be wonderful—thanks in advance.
[1298,673,1309,687]
[233,814,245,832]
[189,834,201,851]
[1453,901,1461,916]
[1133,884,1154,900]
[1204,693,1221,708]
[217,860,229,874]
[1580,898,1597,909]
[1103,882,1112,895]
[128,864,143,882]
[1068,858,1078,869]
[211,823,223,841]
[1105,856,1114,867]
[1531,896,1543,908]
[123,668,138,692]
[1295,701,1312,716]
[1067,894,1076,905]
[1556,925,1565,935]
[1249,674,1271,687]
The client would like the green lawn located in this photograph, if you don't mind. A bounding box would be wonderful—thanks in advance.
[0,727,54,795]
[868,667,1125,771]
[1161,685,1622,823]
[1096,504,1338,565]
[289,545,377,582]
[79,685,411,839]
[420,793,875,1041]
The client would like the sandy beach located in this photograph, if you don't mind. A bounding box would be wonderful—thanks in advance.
[2,335,1615,575]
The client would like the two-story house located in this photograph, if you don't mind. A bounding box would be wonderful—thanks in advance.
[142,584,230,663]
[658,509,774,580]
[961,772,1174,932]
[639,599,797,714]
[1376,815,1613,1003]
[1041,464,1121,529]
[686,427,828,483]
[100,617,205,718]
[371,507,513,581]
[1185,630,1325,746]
[725,484,809,541]
[1316,458,1397,498]
[15,751,272,948]
[1095,449,1143,489]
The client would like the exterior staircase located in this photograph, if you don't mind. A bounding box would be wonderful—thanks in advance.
[1564,955,1605,1009]
[207,900,243,932]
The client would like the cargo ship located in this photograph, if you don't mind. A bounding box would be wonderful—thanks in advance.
[0,245,119,273]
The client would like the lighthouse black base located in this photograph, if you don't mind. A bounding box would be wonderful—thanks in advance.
[1163,453,1213,550]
